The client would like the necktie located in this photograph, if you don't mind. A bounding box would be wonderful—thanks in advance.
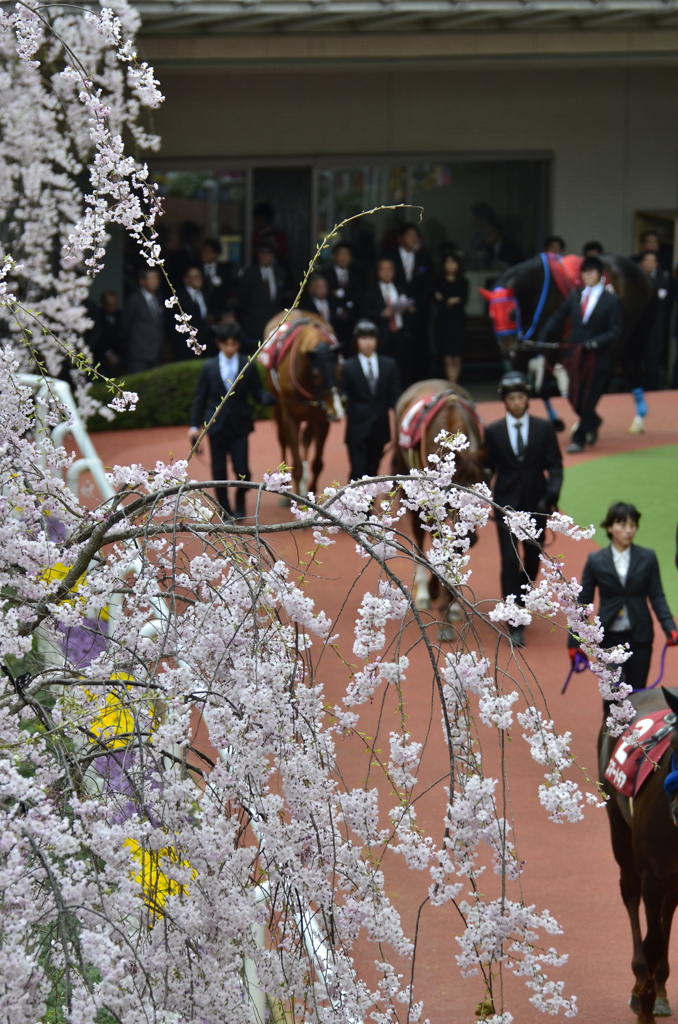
[580,289,589,321]
[366,359,377,395]
[515,421,525,459]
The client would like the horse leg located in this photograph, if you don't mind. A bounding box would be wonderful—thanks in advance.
[630,388,647,434]
[413,563,431,611]
[606,802,647,1016]
[307,418,329,495]
[652,897,677,1017]
[637,873,666,1024]
[285,416,303,496]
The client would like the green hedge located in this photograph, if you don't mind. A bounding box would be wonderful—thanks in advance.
[87,360,271,433]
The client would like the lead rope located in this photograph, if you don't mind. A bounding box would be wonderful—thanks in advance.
[561,642,671,695]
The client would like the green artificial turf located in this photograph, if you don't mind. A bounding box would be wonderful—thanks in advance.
[559,444,678,609]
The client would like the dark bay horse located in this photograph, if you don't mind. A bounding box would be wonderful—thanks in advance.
[259,310,344,495]
[599,686,678,1023]
[393,380,486,633]
[481,252,655,433]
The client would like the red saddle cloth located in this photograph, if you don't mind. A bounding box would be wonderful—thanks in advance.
[398,390,480,451]
[257,319,300,372]
[604,709,675,798]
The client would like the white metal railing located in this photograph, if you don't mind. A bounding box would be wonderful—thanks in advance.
[19,373,357,1024]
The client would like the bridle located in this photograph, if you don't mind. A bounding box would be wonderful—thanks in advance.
[270,319,341,408]
[485,252,553,344]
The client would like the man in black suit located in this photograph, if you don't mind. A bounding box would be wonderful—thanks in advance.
[639,249,673,390]
[362,259,414,383]
[237,243,286,352]
[324,242,362,356]
[341,319,401,481]
[122,267,165,374]
[200,238,232,319]
[188,323,274,519]
[383,224,433,379]
[572,502,678,689]
[299,274,339,330]
[173,266,213,361]
[538,255,622,454]
[485,372,563,646]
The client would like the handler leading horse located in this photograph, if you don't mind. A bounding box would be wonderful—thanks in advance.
[480,252,655,434]
[393,380,486,633]
[259,311,344,496]
[600,685,678,1023]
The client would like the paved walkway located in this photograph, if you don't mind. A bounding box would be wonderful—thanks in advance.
[89,389,678,1023]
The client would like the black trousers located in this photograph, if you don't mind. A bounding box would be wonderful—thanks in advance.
[571,364,608,447]
[347,433,386,481]
[496,513,544,603]
[607,629,653,690]
[208,433,250,513]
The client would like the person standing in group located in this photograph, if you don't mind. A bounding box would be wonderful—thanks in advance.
[432,253,468,384]
[570,502,678,689]
[237,242,286,353]
[299,273,339,332]
[173,266,213,361]
[188,323,275,520]
[538,255,622,454]
[121,267,166,374]
[484,372,563,647]
[324,242,363,357]
[362,258,414,383]
[383,223,433,380]
[341,319,401,481]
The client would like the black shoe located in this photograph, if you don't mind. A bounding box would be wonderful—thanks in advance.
[232,507,246,521]
[565,442,584,454]
[585,415,603,446]
[508,625,525,647]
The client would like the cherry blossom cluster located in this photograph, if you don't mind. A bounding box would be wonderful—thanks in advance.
[0,0,169,402]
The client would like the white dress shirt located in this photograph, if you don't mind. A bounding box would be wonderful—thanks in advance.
[358,352,379,388]
[219,351,240,392]
[610,544,632,631]
[506,413,529,456]
[142,287,161,320]
[580,280,604,323]
[399,246,415,282]
[334,266,349,292]
[379,281,403,329]
[313,297,331,323]
[186,285,207,320]
[260,265,277,300]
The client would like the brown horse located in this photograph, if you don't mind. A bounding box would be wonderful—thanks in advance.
[599,686,678,1023]
[393,380,486,631]
[260,310,344,496]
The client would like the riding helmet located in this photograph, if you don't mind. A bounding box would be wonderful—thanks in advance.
[353,319,379,339]
[498,371,532,398]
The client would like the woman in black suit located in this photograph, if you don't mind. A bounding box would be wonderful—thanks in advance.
[432,253,468,385]
[573,502,678,689]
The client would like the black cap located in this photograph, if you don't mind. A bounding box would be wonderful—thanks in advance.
[581,255,604,274]
[353,319,379,339]
[498,372,532,398]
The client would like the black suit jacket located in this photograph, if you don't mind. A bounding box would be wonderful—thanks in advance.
[485,415,563,512]
[540,288,622,366]
[324,266,363,312]
[578,544,676,645]
[190,355,265,438]
[342,355,401,445]
[383,248,433,307]
[298,294,340,330]
[237,265,286,342]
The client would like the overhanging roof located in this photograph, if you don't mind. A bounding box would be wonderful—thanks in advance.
[130,0,678,33]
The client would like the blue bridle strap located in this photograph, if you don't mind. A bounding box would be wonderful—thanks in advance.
[522,253,551,341]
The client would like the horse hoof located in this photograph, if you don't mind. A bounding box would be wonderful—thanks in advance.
[553,418,566,433]
[629,415,645,435]
[438,622,457,642]
[629,994,640,1014]
[414,595,431,612]
[278,495,291,507]
[654,997,672,1016]
[445,602,464,623]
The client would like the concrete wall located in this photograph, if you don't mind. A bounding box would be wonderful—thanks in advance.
[152,63,678,256]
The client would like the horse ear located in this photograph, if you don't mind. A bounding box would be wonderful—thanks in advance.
[478,288,494,301]
[661,686,678,717]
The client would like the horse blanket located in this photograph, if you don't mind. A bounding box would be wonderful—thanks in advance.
[398,390,481,452]
[604,710,676,798]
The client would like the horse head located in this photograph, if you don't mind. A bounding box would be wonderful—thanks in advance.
[661,686,678,826]
[308,338,344,422]
[479,255,567,360]
[479,285,521,348]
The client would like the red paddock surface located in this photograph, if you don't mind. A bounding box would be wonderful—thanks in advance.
[89,389,678,1024]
